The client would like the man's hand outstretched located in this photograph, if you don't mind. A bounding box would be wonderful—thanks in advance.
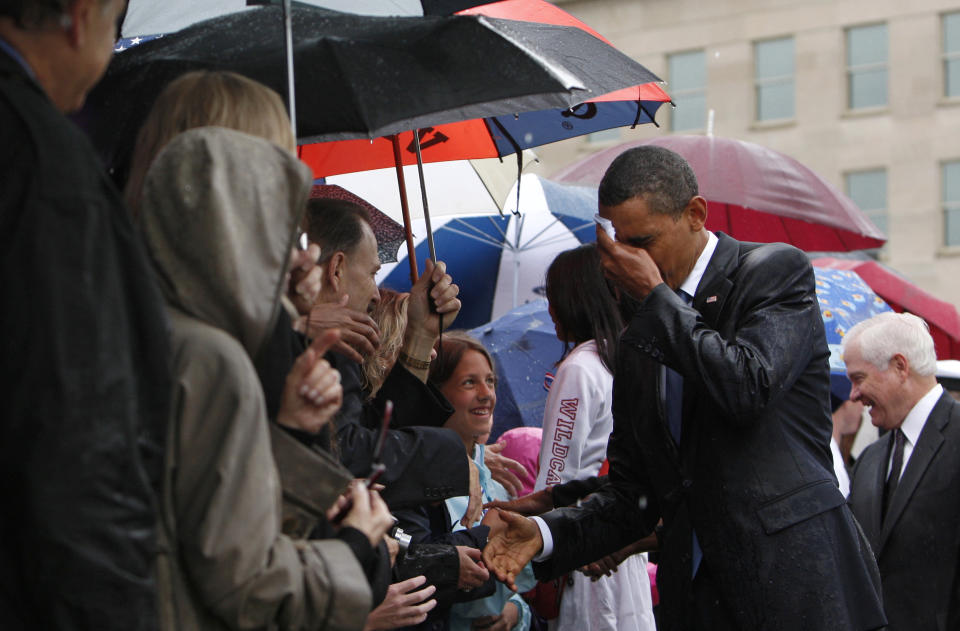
[480,508,542,592]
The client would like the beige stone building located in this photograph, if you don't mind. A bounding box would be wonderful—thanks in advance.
[534,0,960,309]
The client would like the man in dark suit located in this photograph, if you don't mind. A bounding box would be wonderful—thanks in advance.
[846,312,960,631]
[301,197,483,516]
[483,146,886,630]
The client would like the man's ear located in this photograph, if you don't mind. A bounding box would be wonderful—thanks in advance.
[325,251,346,294]
[685,196,708,231]
[890,353,910,380]
[63,0,90,48]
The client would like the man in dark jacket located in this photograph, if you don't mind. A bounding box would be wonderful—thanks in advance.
[846,312,960,631]
[304,197,480,515]
[0,1,171,629]
[484,146,886,630]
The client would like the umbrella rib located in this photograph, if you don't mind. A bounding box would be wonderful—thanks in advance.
[521,233,583,251]
[441,226,509,249]
[483,215,511,242]
[518,218,562,250]
[449,217,510,245]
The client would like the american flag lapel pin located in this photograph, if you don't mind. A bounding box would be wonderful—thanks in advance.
[706,295,718,303]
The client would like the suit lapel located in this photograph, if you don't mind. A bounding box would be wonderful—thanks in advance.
[690,233,738,328]
[858,443,887,550]
[679,234,738,455]
[878,393,953,550]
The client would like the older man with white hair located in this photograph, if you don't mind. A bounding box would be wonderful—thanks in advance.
[845,312,960,631]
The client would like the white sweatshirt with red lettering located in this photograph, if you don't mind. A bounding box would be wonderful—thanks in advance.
[534,339,612,491]
[533,339,657,631]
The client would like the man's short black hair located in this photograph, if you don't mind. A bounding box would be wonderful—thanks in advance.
[305,198,372,263]
[598,145,699,219]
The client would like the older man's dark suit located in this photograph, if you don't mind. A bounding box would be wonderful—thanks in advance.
[536,233,885,630]
[848,391,960,631]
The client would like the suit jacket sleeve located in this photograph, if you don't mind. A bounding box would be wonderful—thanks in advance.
[550,475,608,508]
[533,346,661,580]
[329,353,469,509]
[628,245,820,427]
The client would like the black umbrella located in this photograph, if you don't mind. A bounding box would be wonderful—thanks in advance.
[85,5,654,177]
[118,0,501,37]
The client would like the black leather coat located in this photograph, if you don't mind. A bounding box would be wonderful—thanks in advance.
[0,50,170,629]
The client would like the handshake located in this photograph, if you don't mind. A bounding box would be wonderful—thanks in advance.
[479,496,549,592]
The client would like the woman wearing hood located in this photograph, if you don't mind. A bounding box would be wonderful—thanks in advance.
[140,125,393,630]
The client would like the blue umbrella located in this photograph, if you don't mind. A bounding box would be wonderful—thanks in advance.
[814,267,893,399]
[380,215,512,329]
[378,175,598,328]
[469,299,562,440]
[536,177,597,244]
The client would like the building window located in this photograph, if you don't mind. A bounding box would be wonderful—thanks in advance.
[944,161,960,246]
[668,50,706,131]
[754,37,795,121]
[944,13,960,98]
[845,169,887,235]
[846,24,888,109]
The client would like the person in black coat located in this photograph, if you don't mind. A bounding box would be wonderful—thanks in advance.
[0,2,171,628]
[846,312,960,631]
[483,146,886,630]
[303,198,482,517]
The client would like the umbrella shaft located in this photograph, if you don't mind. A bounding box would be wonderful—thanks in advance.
[413,130,437,263]
[390,135,419,282]
[282,0,295,139]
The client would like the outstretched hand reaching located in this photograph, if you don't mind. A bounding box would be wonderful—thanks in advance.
[480,508,543,592]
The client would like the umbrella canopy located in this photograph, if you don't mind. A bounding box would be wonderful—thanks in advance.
[374,174,596,327]
[326,152,540,220]
[813,267,893,399]
[118,0,508,36]
[309,185,405,263]
[300,0,670,177]
[85,4,661,180]
[469,298,562,440]
[553,135,886,252]
[812,257,960,360]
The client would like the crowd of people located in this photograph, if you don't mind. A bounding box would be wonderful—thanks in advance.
[4,2,960,631]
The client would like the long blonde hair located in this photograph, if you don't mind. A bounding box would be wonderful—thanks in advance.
[363,289,410,398]
[124,70,295,215]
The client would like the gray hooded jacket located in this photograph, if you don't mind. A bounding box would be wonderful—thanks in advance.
[140,127,370,630]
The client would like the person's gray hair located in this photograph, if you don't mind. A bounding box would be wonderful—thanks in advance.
[842,312,937,376]
[597,145,699,218]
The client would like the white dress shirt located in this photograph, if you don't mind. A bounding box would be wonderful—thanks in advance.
[888,383,943,482]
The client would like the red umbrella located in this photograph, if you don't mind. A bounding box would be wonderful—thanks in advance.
[812,257,960,360]
[553,135,886,252]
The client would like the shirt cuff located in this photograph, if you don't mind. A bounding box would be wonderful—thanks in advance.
[531,516,553,561]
